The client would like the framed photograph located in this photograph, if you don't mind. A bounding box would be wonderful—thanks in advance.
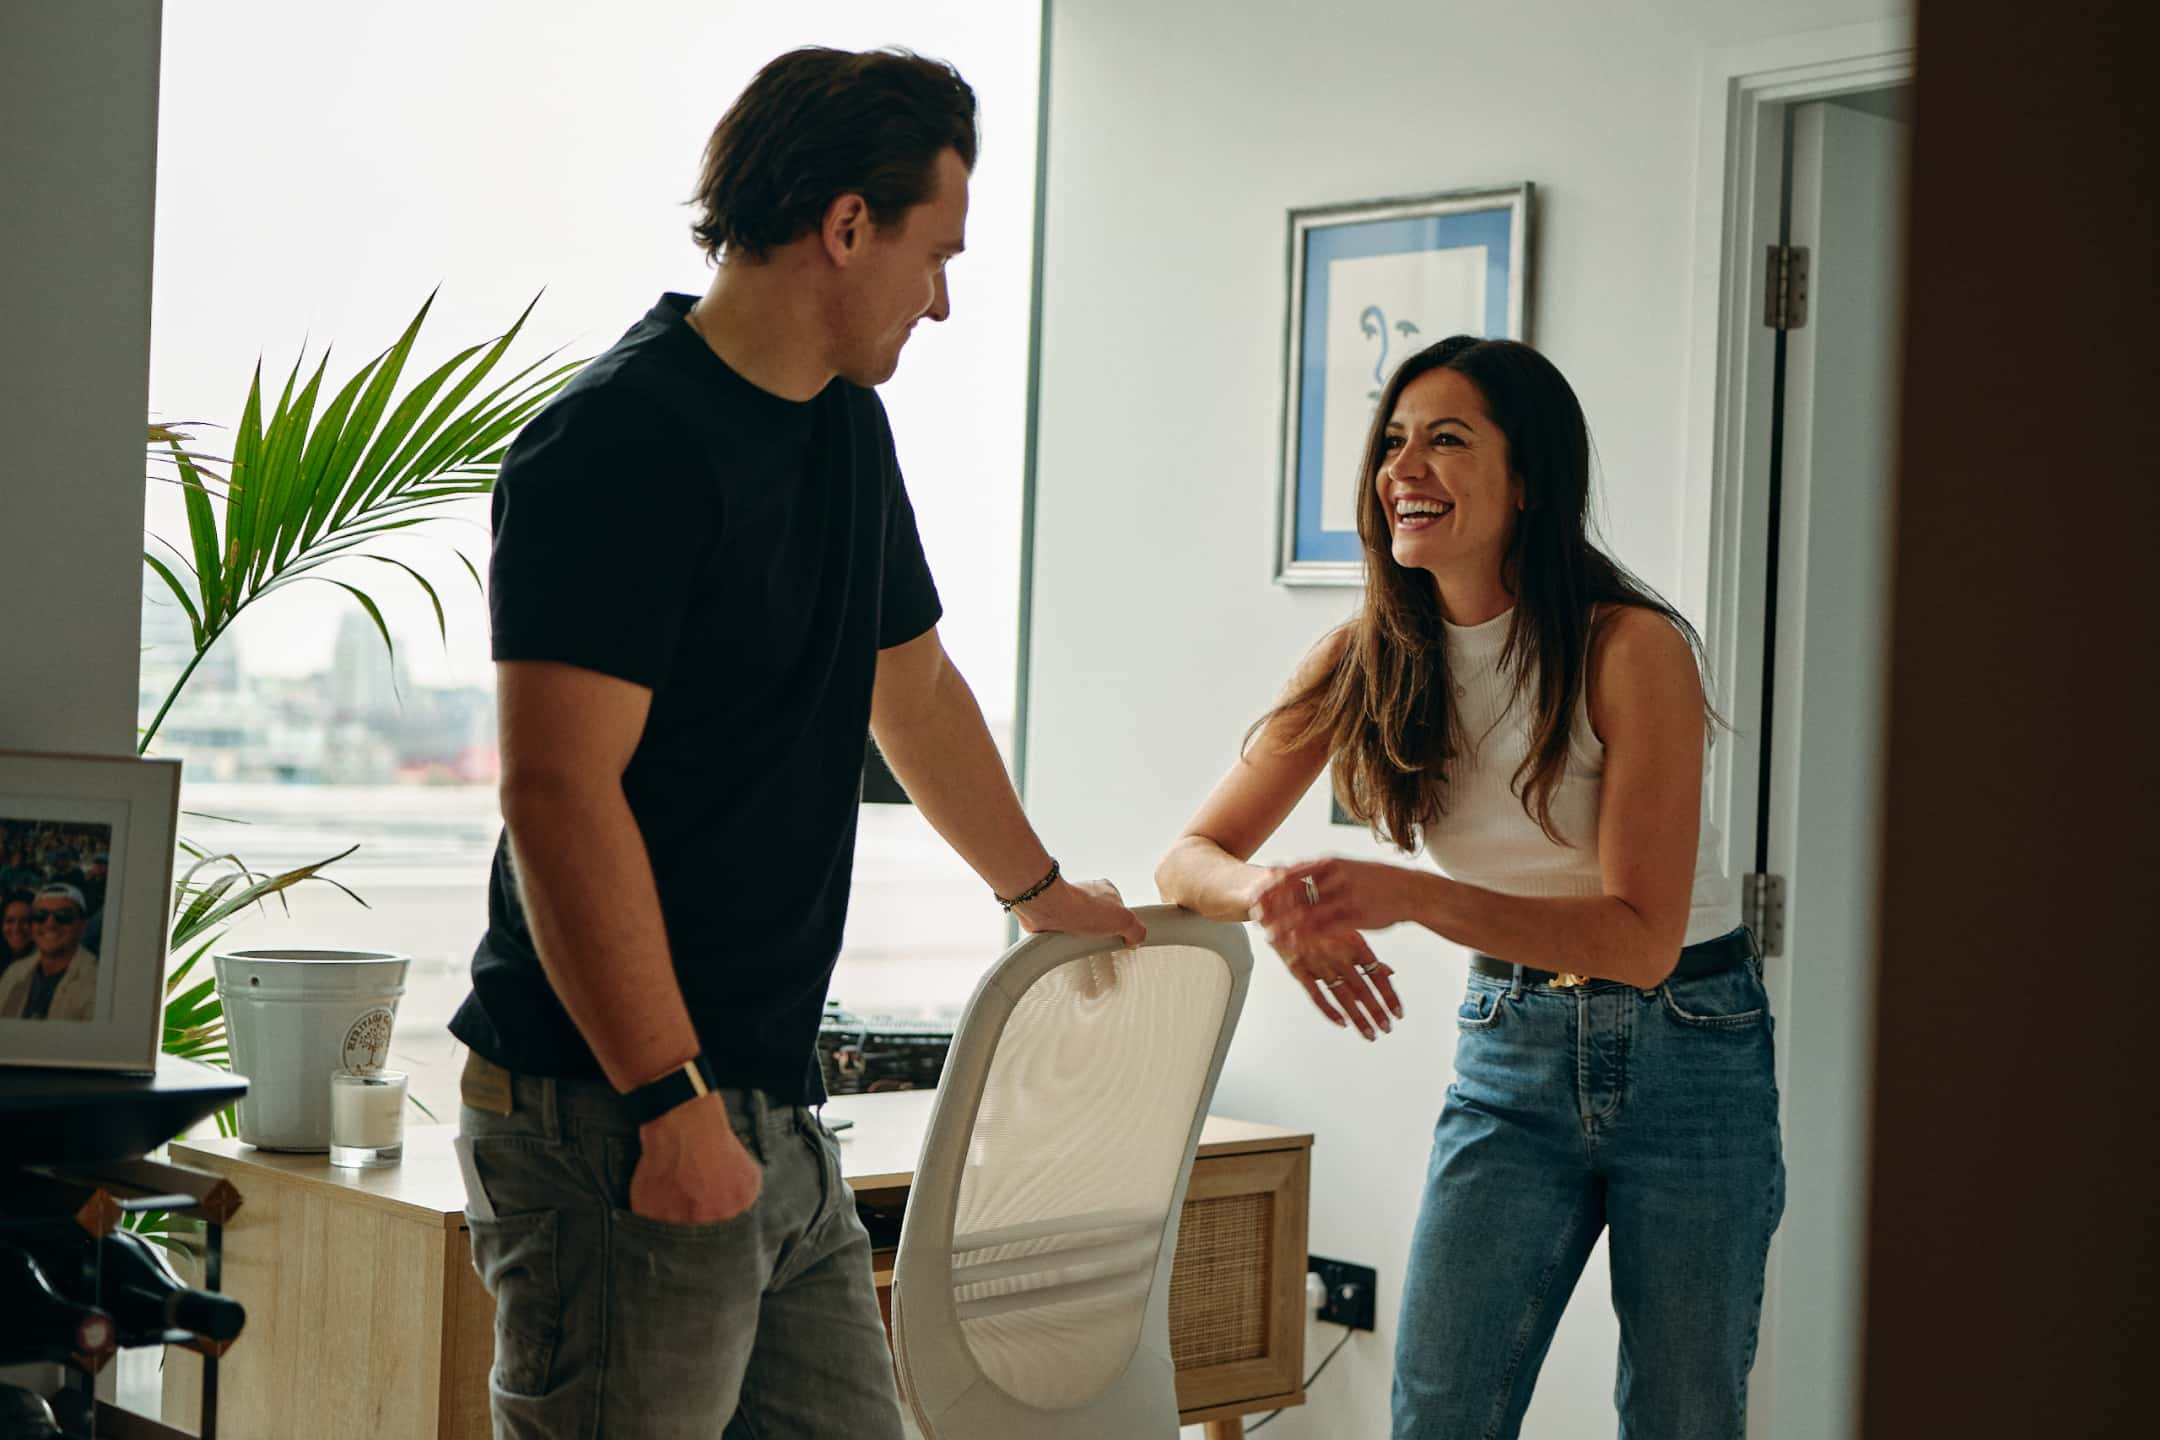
[1276,184,1534,585]
[0,751,181,1072]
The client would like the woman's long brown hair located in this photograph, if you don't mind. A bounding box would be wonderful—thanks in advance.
[1259,336,1715,851]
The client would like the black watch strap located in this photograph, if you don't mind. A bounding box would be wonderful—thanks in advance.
[625,1054,718,1126]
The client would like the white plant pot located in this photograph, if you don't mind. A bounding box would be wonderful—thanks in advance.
[213,949,410,1151]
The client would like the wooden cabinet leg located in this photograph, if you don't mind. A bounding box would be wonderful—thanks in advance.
[1202,1422,1244,1439]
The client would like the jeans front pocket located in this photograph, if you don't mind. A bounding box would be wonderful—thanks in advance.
[1659,963,1770,1029]
[1457,985,1507,1030]
[600,1132,763,1244]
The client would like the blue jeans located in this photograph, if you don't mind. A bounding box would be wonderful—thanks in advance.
[1393,934,1786,1439]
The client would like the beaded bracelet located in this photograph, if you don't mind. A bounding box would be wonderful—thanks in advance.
[996,858,1061,912]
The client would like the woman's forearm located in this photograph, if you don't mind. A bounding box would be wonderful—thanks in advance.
[1416,875,1682,988]
[1155,835,1270,922]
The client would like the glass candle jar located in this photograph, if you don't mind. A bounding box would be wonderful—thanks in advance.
[328,1067,407,1167]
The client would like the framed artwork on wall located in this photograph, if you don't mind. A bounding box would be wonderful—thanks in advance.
[1276,184,1534,586]
[0,751,181,1071]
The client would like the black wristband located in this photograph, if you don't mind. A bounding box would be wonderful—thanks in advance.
[625,1054,718,1126]
[996,858,1061,912]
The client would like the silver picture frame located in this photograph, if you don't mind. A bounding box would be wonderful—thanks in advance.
[0,751,182,1071]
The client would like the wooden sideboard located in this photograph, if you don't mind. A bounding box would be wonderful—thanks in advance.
[165,1093,1310,1438]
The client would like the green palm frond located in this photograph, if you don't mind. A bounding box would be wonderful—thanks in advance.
[170,845,366,954]
[158,845,371,1136]
[140,291,585,751]
[120,1209,205,1259]
[139,292,579,1119]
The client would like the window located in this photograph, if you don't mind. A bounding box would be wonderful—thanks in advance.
[147,1,1039,1117]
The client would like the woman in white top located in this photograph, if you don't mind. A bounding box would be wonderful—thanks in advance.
[1157,336,1783,1439]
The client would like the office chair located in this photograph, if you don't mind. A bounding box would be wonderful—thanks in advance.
[891,905,1252,1438]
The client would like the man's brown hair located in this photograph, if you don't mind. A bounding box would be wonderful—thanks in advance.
[690,47,978,263]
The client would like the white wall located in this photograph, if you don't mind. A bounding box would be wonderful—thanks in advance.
[0,1,161,1402]
[1024,3,1902,1436]
[0,0,162,756]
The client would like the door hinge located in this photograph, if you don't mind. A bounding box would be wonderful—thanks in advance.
[1742,872,1787,957]
[1763,244,1810,331]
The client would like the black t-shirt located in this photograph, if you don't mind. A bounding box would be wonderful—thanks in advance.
[448,294,943,1104]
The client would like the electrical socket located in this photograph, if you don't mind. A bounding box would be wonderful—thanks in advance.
[1307,1253,1377,1331]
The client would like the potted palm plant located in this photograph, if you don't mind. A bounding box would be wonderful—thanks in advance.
[141,291,581,1148]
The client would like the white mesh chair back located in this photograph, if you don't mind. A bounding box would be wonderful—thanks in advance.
[891,906,1252,1439]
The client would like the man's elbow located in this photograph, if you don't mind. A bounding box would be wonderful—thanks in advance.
[872,633,952,731]
[498,765,616,835]
[872,667,950,744]
[496,771,550,837]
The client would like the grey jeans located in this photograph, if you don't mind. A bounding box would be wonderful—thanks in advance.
[455,1063,906,1439]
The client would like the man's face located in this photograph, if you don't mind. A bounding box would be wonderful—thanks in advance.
[29,899,83,961]
[833,147,970,386]
[1,901,30,957]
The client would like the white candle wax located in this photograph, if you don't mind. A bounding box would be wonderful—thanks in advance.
[330,1069,406,1151]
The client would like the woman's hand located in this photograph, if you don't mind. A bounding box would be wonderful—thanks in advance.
[1244,867,1403,1040]
[1253,858,1435,949]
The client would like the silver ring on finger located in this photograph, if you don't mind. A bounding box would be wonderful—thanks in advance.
[1355,961,1381,976]
[1301,876,1320,906]
[1318,976,1346,989]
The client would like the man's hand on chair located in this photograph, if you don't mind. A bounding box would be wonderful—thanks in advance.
[1014,877,1147,948]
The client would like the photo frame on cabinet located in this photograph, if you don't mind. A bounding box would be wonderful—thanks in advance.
[0,751,181,1071]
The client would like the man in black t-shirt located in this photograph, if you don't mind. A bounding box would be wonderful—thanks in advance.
[447,46,1144,1440]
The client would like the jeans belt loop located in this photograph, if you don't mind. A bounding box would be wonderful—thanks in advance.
[1508,963,1525,1000]
[751,1089,776,1163]
[538,1075,562,1144]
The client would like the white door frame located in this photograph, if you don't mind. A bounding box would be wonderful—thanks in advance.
[1677,20,1913,1440]
[1678,18,1913,876]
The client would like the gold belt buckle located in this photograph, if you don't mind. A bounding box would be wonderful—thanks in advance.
[1548,972,1588,989]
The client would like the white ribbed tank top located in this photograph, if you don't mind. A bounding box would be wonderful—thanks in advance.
[1421,608,1739,947]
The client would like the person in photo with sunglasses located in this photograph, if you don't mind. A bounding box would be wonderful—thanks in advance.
[0,883,99,1022]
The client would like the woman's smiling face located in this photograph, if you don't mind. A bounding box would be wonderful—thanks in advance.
[1374,366,1520,579]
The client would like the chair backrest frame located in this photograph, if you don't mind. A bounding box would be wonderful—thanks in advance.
[892,905,1254,1438]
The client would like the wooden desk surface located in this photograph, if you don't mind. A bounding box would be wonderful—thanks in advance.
[824,1087,1311,1190]
[170,1090,1311,1220]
